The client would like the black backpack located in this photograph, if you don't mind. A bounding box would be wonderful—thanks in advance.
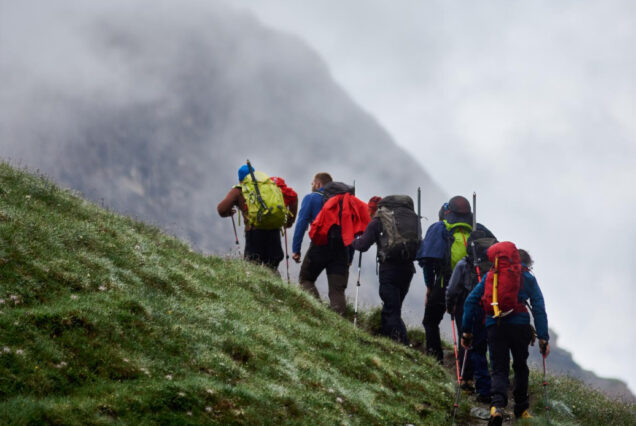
[376,195,421,262]
[463,232,497,293]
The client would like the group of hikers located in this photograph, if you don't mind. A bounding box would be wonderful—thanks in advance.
[218,162,551,425]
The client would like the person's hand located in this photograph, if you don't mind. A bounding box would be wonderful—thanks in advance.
[461,333,473,349]
[292,252,301,263]
[539,339,550,357]
[229,207,236,215]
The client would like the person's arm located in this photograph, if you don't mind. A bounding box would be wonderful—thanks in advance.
[217,187,241,217]
[526,273,549,341]
[351,219,380,252]
[461,278,485,334]
[421,258,440,288]
[446,260,466,314]
[292,193,315,256]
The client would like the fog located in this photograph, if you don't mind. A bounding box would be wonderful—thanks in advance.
[236,0,636,394]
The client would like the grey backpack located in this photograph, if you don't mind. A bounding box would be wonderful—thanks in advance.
[376,195,421,262]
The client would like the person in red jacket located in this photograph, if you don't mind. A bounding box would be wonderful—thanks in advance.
[299,183,370,315]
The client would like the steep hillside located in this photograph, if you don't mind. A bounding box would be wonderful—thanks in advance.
[1,166,635,424]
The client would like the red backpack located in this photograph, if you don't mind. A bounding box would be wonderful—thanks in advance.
[270,177,297,209]
[481,241,525,318]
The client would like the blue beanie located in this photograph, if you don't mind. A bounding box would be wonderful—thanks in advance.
[238,164,254,182]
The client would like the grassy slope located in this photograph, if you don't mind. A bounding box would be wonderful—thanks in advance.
[0,163,634,425]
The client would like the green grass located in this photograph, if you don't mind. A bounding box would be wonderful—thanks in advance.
[0,162,634,425]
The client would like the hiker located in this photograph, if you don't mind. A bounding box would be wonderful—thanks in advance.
[416,195,494,363]
[351,195,420,344]
[461,244,550,425]
[298,181,370,314]
[291,173,333,264]
[217,163,295,271]
[446,230,497,403]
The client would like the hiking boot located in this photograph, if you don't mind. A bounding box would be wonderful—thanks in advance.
[475,393,491,404]
[460,380,475,393]
[515,409,533,419]
[487,406,504,426]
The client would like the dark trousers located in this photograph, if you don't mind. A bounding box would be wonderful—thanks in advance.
[244,229,284,270]
[455,304,491,396]
[298,242,350,314]
[487,323,533,416]
[378,265,414,345]
[423,281,446,362]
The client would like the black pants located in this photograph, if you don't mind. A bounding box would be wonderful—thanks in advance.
[423,281,446,362]
[298,241,350,314]
[378,264,414,345]
[244,229,284,270]
[487,323,533,416]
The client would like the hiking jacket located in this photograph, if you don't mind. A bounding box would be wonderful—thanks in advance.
[416,220,493,288]
[461,269,549,341]
[217,187,252,230]
[351,218,415,272]
[446,258,474,312]
[292,190,324,254]
[309,193,370,246]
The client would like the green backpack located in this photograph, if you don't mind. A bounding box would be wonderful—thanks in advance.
[238,171,288,230]
[444,220,473,271]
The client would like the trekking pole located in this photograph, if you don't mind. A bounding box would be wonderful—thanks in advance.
[452,345,470,425]
[450,315,462,423]
[246,159,268,222]
[283,227,290,284]
[417,187,421,219]
[353,251,362,328]
[543,353,551,424]
[231,214,239,245]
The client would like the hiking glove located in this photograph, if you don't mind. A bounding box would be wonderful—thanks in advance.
[539,339,550,356]
[461,333,473,349]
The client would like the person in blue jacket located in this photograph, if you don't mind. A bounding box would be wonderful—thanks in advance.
[416,195,494,363]
[461,246,550,425]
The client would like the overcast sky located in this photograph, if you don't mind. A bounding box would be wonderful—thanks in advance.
[235,0,636,394]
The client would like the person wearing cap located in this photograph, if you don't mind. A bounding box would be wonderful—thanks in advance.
[415,195,495,363]
[217,164,286,270]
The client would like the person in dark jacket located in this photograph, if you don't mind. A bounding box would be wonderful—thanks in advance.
[446,231,497,402]
[351,195,418,345]
[462,246,550,424]
[416,195,494,363]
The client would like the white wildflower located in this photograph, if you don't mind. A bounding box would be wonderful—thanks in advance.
[123,358,130,363]
[178,392,185,397]
[0,299,4,304]
[328,388,335,393]
[186,412,192,416]
[70,294,78,300]
[336,397,343,403]
[15,349,24,355]
[13,321,18,326]
[206,389,214,395]
[98,285,107,291]
[205,407,212,412]
[55,361,68,369]
[25,195,31,200]
[134,245,141,251]
[3,347,10,353]
[9,295,18,300]
[165,374,173,380]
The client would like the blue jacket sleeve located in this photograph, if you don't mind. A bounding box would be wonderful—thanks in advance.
[462,278,485,333]
[416,221,447,261]
[292,193,317,254]
[524,272,549,341]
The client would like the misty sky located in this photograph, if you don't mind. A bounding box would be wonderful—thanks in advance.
[235,0,636,393]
